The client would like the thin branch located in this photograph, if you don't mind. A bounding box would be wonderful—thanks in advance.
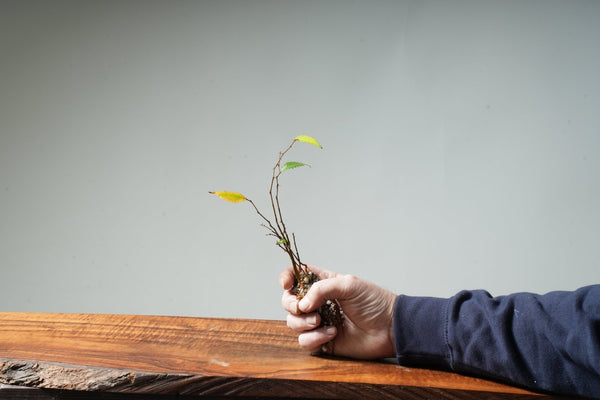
[267,139,304,280]
[292,233,307,275]
[269,164,285,239]
[239,138,307,285]
[273,140,296,237]
[246,198,278,237]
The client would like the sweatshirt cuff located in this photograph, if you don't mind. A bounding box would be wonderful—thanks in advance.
[394,294,453,370]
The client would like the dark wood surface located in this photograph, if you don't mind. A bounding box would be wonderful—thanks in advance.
[0,312,563,399]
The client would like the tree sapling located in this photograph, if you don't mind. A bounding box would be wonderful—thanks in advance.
[210,135,342,327]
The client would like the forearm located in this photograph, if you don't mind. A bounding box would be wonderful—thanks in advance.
[394,285,600,398]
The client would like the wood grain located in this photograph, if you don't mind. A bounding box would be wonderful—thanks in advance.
[0,313,564,399]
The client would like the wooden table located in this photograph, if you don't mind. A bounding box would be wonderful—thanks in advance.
[0,312,563,399]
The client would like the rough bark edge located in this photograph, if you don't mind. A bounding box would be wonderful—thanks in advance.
[0,358,191,393]
[0,358,559,399]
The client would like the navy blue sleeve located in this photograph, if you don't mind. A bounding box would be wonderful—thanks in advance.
[393,285,600,398]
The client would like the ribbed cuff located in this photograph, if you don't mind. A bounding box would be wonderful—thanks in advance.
[393,294,453,370]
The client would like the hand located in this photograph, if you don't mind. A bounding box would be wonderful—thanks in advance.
[280,265,397,359]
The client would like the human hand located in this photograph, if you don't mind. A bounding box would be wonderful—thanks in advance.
[280,265,397,359]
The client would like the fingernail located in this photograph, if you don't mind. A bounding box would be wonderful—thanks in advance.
[325,326,337,336]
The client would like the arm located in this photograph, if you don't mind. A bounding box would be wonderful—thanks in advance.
[281,267,600,398]
[395,285,600,398]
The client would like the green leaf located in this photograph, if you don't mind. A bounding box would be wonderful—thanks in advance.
[277,238,288,245]
[209,191,247,203]
[280,161,310,173]
[294,135,323,149]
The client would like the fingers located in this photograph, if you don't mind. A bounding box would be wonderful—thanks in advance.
[281,289,300,315]
[303,265,340,281]
[280,265,339,314]
[281,266,356,316]
[298,326,337,353]
[279,265,339,290]
[298,274,360,313]
[286,312,320,332]
[278,267,295,290]
[280,265,343,355]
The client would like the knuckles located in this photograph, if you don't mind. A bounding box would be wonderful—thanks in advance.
[342,274,359,286]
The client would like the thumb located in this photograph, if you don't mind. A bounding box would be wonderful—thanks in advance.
[298,274,357,313]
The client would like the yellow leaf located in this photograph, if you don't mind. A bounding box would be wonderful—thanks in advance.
[294,135,323,149]
[209,191,247,203]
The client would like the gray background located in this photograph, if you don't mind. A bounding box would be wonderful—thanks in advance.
[1,0,598,320]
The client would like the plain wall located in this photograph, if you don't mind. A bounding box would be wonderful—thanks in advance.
[1,0,599,320]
